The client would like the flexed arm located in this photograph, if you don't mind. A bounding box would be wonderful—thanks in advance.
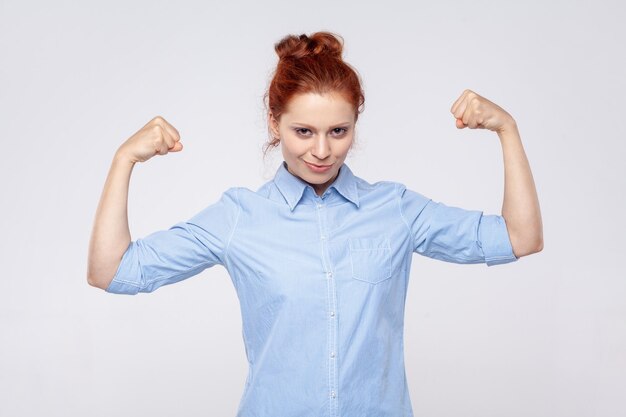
[87,116,183,290]
[450,89,543,258]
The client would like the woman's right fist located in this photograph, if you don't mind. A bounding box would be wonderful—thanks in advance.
[116,116,183,163]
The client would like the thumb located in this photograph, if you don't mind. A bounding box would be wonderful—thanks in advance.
[170,141,184,152]
[455,118,466,129]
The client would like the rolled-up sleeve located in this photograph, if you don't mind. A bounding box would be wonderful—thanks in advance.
[398,184,518,266]
[106,187,241,295]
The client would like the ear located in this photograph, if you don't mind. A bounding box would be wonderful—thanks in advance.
[268,112,280,138]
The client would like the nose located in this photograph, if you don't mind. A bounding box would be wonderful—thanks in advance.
[310,135,331,160]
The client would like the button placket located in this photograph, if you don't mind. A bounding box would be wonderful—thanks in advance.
[316,200,338,415]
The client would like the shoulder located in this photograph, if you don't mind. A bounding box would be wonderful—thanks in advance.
[218,186,242,206]
[358,178,415,199]
[227,183,281,208]
[349,168,400,194]
[370,180,432,214]
[352,177,415,208]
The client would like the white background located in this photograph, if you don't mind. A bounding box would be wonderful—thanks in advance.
[1,0,624,416]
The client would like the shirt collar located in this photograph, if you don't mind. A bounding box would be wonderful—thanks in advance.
[273,160,360,211]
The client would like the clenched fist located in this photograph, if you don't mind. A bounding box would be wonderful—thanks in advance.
[116,116,183,163]
[450,89,516,133]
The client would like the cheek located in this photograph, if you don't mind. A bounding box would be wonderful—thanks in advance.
[335,139,353,154]
[283,136,308,153]
[281,143,305,160]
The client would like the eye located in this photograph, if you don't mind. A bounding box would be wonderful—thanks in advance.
[332,127,348,136]
[293,127,349,137]
[295,128,312,137]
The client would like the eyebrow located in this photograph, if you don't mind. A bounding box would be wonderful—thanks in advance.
[290,122,352,129]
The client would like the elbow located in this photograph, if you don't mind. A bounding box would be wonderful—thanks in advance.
[504,216,543,257]
[517,238,543,257]
[86,267,97,287]
[87,275,105,290]
[531,228,544,253]
[509,231,543,258]
[86,269,110,291]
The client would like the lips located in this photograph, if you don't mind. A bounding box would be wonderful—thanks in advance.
[305,162,332,168]
[304,160,333,173]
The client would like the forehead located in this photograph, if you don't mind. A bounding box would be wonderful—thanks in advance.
[282,91,354,124]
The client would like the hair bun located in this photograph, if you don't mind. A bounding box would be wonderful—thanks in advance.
[275,31,344,61]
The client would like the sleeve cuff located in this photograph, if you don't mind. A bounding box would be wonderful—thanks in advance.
[105,242,142,295]
[478,214,519,266]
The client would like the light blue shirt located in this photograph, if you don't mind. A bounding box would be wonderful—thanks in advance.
[106,160,518,416]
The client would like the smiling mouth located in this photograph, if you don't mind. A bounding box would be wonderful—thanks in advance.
[305,161,332,168]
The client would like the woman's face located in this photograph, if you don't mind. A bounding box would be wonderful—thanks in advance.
[269,91,355,197]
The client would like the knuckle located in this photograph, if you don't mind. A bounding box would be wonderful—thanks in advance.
[151,124,164,135]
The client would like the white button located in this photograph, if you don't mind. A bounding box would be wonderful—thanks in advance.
[330,311,335,317]
[330,351,335,358]
[330,390,336,398]
[321,235,326,240]
[327,271,333,278]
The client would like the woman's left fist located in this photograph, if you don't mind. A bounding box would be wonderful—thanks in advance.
[450,89,516,133]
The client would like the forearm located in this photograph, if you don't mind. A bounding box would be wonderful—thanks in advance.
[87,150,135,289]
[497,121,543,257]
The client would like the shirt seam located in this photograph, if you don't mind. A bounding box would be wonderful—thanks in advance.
[396,183,412,239]
[110,277,141,287]
[397,183,431,252]
[141,261,217,288]
[223,187,242,270]
[142,188,242,290]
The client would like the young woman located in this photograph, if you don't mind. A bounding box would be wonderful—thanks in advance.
[87,31,543,417]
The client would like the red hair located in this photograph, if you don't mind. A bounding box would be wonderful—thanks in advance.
[262,31,365,158]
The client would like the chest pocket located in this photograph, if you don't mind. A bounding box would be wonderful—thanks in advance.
[349,236,392,284]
